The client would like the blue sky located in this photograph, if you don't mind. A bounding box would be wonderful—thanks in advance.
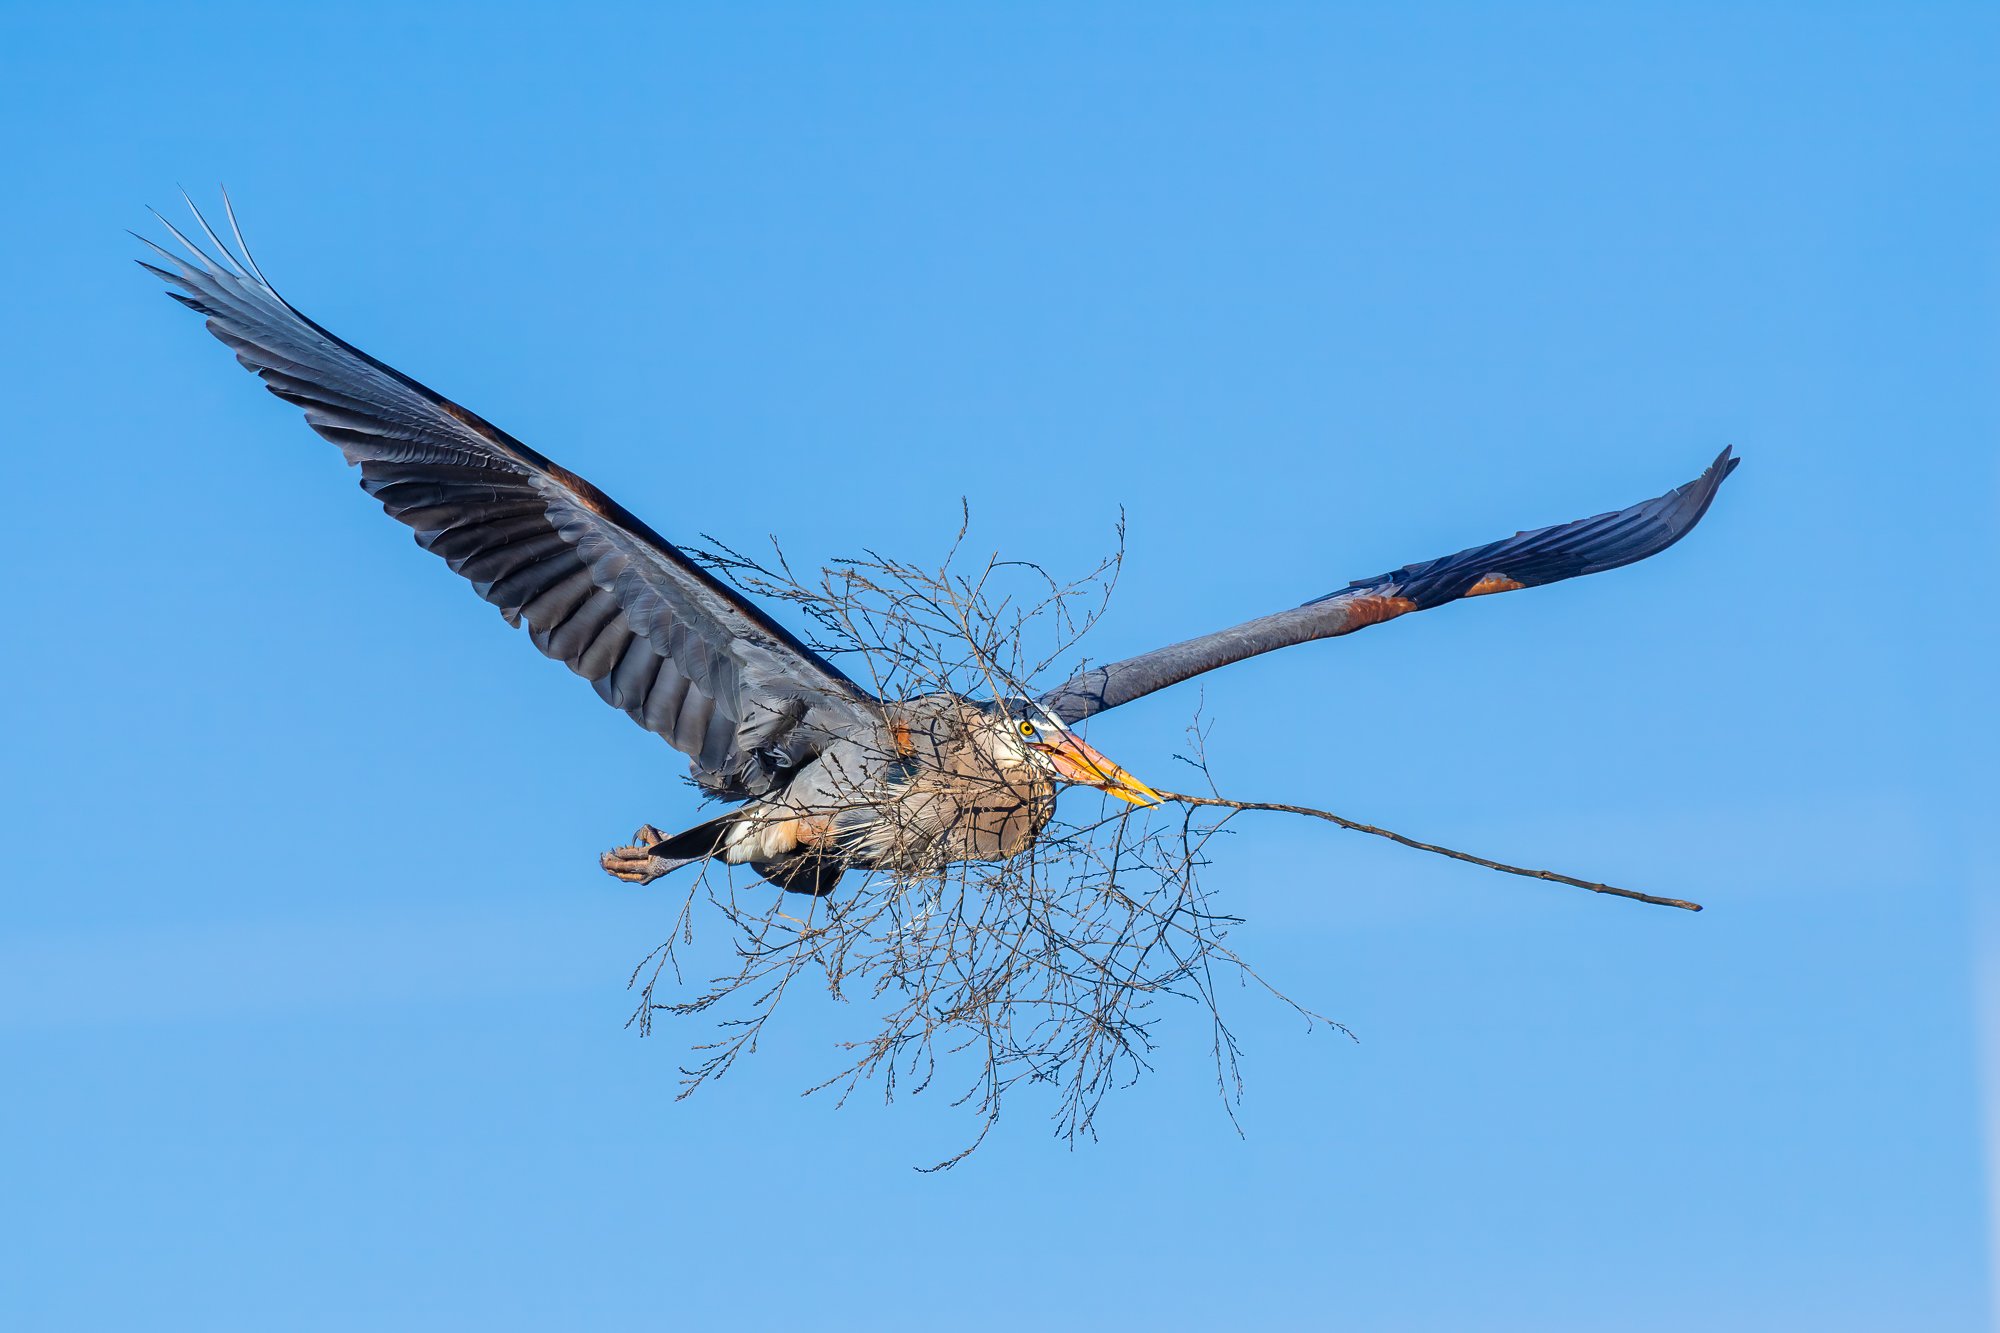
[3,3,1993,1328]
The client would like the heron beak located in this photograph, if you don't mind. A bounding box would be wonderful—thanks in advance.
[1033,734,1163,807]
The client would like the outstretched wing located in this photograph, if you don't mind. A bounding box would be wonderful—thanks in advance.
[1041,449,1739,723]
[140,195,879,798]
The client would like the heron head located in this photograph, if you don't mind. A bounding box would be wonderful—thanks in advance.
[990,697,1161,807]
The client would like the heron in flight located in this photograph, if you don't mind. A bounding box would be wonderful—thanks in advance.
[140,200,1738,897]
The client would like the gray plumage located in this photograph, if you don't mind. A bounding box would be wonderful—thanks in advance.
[1039,447,1738,723]
[138,196,881,804]
[141,197,1739,897]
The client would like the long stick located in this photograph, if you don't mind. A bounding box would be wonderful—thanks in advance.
[1158,790,1703,913]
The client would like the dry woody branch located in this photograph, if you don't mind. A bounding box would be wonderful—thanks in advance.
[623,527,1695,1168]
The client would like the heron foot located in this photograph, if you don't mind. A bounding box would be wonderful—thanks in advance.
[600,824,671,885]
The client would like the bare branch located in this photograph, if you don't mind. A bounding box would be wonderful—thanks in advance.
[1155,791,1704,912]
[630,512,1693,1168]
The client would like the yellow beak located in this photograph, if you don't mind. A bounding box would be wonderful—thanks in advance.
[1032,733,1162,807]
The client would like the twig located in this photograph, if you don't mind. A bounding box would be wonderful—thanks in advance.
[1156,791,1703,913]
[634,515,1696,1170]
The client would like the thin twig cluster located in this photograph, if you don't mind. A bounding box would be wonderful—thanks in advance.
[628,517,1329,1168]
[625,517,1698,1168]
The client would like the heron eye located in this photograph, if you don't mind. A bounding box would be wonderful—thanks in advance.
[1018,720,1037,738]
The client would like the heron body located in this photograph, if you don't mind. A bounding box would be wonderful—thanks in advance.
[645,694,1134,893]
[141,197,1739,897]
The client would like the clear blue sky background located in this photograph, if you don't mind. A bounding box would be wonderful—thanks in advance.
[3,4,1993,1329]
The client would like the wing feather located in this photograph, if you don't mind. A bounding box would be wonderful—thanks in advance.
[142,196,879,797]
[1042,449,1739,723]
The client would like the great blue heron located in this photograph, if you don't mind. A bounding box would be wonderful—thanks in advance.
[140,200,1738,898]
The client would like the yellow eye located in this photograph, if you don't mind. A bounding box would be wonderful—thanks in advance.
[1018,720,1037,738]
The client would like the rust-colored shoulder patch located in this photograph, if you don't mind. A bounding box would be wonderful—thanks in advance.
[889,720,916,757]
[1464,574,1528,598]
[1345,594,1419,627]
[436,399,482,430]
[434,398,619,519]
[545,462,619,520]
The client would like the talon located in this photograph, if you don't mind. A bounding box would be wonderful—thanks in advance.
[632,823,666,850]
[601,843,666,885]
